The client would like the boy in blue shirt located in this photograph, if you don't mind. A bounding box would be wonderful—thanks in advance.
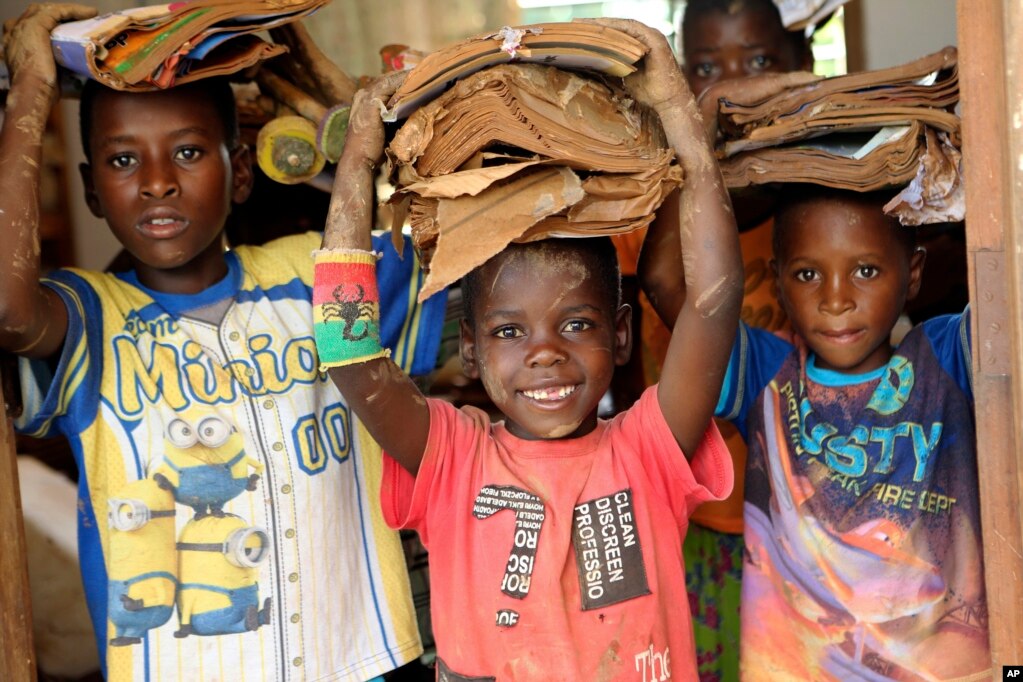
[0,5,444,680]
[642,184,990,680]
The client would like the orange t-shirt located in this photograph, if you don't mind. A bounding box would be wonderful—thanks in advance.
[640,218,789,534]
[611,228,647,277]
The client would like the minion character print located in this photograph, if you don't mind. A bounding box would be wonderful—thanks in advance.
[175,513,272,637]
[106,477,178,647]
[153,415,263,517]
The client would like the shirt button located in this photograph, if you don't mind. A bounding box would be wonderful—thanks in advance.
[290,613,300,624]
[272,442,284,452]
[229,331,240,341]
[285,529,295,539]
[245,367,255,376]
[293,657,303,667]
[289,573,298,583]
[263,399,274,409]
[281,484,292,494]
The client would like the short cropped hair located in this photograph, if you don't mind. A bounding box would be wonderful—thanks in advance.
[772,184,918,260]
[461,237,622,325]
[79,78,240,161]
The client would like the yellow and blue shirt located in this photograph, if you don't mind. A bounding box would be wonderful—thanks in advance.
[16,232,445,682]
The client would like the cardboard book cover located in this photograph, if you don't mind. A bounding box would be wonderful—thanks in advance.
[709,47,962,224]
[385,61,682,301]
[384,22,648,121]
[50,0,328,91]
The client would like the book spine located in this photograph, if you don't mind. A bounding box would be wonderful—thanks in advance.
[51,38,93,78]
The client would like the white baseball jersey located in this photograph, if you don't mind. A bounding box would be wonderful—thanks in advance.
[16,232,445,682]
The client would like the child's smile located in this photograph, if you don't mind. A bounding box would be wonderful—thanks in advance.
[461,241,631,441]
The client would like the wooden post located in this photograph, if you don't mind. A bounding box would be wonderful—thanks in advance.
[958,0,1023,667]
[0,360,36,681]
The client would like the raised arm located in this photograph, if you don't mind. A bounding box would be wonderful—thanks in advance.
[317,72,431,475]
[638,71,820,330]
[0,3,95,359]
[591,18,743,456]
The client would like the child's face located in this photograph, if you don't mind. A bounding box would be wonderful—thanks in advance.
[82,87,251,283]
[683,8,809,97]
[773,199,924,375]
[460,243,631,441]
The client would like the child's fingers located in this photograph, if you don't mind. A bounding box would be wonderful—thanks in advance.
[9,3,97,34]
[4,3,97,73]
[365,69,408,101]
[29,3,98,24]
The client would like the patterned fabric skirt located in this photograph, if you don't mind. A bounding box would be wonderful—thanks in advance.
[684,524,744,682]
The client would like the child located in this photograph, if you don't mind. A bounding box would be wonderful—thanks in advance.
[1,5,445,680]
[636,3,816,678]
[680,0,812,95]
[312,18,743,681]
[643,184,990,680]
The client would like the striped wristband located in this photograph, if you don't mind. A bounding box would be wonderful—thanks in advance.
[312,248,390,370]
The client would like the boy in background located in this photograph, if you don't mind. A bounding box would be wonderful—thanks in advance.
[637,1,815,678]
[1,4,445,680]
[312,18,742,680]
[643,184,989,680]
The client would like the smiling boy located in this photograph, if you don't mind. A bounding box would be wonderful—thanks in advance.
[644,184,990,680]
[313,18,743,681]
[0,5,444,680]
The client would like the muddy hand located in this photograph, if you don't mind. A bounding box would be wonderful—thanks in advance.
[4,3,97,93]
[344,70,408,168]
[578,17,691,112]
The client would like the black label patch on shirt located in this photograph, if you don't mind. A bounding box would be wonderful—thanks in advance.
[437,657,496,682]
[572,488,650,610]
[473,484,546,599]
[495,609,520,628]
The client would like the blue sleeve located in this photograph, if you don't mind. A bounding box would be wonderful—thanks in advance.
[714,322,793,441]
[372,233,448,376]
[921,307,972,403]
[14,271,103,438]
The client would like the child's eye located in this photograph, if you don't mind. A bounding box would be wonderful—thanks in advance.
[749,54,774,71]
[562,319,594,333]
[855,265,880,279]
[175,146,203,162]
[693,62,716,78]
[493,326,523,339]
[109,154,137,169]
[794,269,819,283]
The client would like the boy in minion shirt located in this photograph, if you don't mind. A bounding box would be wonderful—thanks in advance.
[0,4,445,680]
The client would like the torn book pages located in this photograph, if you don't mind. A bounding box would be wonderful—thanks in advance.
[386,62,683,301]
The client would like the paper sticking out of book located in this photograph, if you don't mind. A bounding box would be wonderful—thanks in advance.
[384,32,683,301]
[383,22,648,121]
[708,47,962,225]
[50,0,329,91]
[775,0,852,32]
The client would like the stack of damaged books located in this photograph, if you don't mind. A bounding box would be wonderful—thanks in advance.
[50,0,329,91]
[709,47,962,225]
[384,24,682,301]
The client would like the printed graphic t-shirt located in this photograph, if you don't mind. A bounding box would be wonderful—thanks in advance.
[716,313,990,680]
[16,232,446,682]
[382,386,732,681]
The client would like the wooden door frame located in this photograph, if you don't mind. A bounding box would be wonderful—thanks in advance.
[959,0,1023,667]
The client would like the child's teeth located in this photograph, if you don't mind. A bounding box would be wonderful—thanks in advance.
[525,386,574,400]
